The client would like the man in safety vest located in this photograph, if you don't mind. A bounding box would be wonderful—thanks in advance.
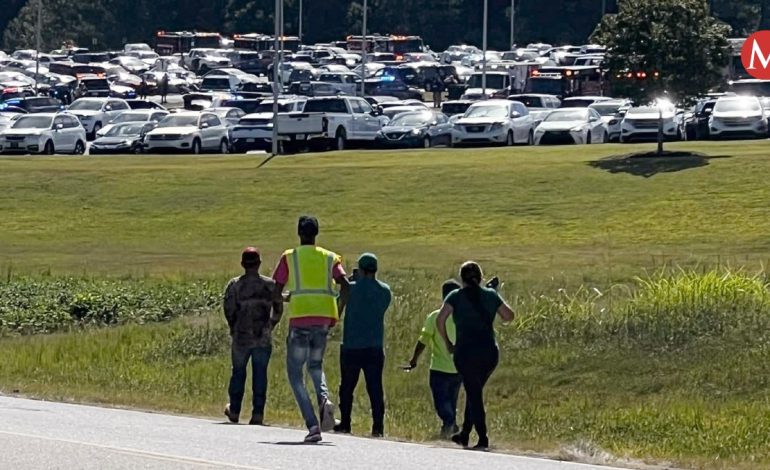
[272,215,350,443]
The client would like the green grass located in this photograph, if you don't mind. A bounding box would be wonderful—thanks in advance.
[3,142,770,469]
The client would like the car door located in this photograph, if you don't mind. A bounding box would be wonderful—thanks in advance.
[346,99,364,139]
[354,99,381,139]
[200,114,217,149]
[52,115,73,151]
[588,109,604,142]
[67,115,85,144]
[510,102,531,142]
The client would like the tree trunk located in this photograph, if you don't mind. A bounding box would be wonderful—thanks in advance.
[657,108,664,156]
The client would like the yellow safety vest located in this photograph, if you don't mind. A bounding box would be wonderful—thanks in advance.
[285,245,340,321]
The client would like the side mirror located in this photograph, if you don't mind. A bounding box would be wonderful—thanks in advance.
[55,123,64,131]
[200,122,209,129]
[511,111,521,118]
[105,105,112,111]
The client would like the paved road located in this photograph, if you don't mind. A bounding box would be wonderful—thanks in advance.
[0,396,628,470]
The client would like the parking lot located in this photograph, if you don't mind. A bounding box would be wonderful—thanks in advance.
[0,33,767,156]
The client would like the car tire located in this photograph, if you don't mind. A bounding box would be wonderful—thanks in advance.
[191,138,202,155]
[219,139,229,154]
[423,136,431,149]
[335,128,347,151]
[602,131,609,144]
[132,143,143,154]
[586,131,592,145]
[676,128,683,141]
[73,140,85,155]
[90,123,102,141]
[43,141,55,155]
[527,130,534,146]
[506,131,514,146]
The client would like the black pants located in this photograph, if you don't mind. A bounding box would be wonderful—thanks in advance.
[338,347,385,433]
[454,344,499,441]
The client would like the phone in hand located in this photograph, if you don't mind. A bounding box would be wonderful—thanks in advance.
[486,276,500,290]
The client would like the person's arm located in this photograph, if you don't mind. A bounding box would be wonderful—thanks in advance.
[497,300,515,322]
[333,261,350,317]
[436,302,455,354]
[271,255,289,303]
[269,282,284,329]
[408,342,426,369]
[223,280,237,335]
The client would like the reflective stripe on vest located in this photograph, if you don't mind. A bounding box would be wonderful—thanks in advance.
[290,250,335,296]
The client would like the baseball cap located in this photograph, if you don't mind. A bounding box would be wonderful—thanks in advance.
[297,215,319,237]
[241,247,261,266]
[358,253,378,273]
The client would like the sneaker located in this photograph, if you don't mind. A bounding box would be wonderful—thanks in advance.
[371,430,384,438]
[223,404,239,424]
[304,426,322,443]
[333,423,351,434]
[451,432,469,448]
[440,424,455,439]
[248,414,264,426]
[319,398,336,432]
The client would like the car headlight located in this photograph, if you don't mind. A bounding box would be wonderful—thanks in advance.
[411,128,422,135]
[570,125,585,132]
[490,123,503,130]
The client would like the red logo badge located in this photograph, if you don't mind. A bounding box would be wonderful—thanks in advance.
[742,31,770,80]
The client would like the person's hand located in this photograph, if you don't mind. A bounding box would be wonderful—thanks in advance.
[409,359,417,370]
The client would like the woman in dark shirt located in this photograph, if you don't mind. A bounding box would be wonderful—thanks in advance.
[437,261,514,450]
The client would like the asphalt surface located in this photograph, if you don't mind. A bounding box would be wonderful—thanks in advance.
[0,396,629,470]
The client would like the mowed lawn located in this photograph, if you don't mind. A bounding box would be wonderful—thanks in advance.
[1,141,769,282]
[3,142,770,470]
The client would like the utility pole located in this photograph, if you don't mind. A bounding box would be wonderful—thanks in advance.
[34,0,42,94]
[602,0,606,16]
[482,0,488,98]
[298,0,303,42]
[360,0,367,97]
[510,0,515,49]
[271,0,281,157]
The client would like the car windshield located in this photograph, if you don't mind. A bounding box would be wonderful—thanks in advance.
[544,110,588,122]
[112,112,148,123]
[69,100,103,111]
[464,105,508,118]
[590,104,623,116]
[157,115,198,127]
[12,115,52,129]
[390,113,432,126]
[106,124,145,136]
[715,99,761,113]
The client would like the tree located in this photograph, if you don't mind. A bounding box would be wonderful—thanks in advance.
[592,0,730,104]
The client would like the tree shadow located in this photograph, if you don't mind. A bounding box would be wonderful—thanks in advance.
[588,151,732,178]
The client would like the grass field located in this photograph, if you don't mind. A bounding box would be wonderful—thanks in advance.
[2,141,770,469]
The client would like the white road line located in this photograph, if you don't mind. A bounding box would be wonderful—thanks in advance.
[0,430,271,470]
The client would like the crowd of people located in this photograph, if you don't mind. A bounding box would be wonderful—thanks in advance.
[222,215,514,449]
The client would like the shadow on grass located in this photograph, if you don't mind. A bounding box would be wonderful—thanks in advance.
[588,151,732,178]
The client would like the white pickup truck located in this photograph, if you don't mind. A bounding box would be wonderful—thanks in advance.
[302,96,385,150]
[231,98,326,153]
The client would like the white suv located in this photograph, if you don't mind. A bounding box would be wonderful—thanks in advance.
[68,98,130,140]
[709,96,768,140]
[144,112,230,154]
[0,113,86,155]
[453,100,534,146]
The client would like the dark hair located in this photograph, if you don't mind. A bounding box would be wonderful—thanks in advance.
[297,215,319,238]
[460,261,488,322]
[442,279,461,299]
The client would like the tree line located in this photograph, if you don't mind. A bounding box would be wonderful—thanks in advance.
[1,0,770,53]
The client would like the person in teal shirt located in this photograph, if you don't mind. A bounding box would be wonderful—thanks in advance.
[407,279,463,438]
[335,253,392,437]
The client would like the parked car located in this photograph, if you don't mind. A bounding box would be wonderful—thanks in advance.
[588,99,632,142]
[533,108,608,145]
[376,111,453,148]
[126,99,167,111]
[96,109,169,138]
[317,72,361,95]
[620,103,682,143]
[508,93,561,126]
[683,99,716,140]
[453,99,534,146]
[441,100,474,118]
[560,96,613,108]
[708,96,768,140]
[230,99,307,153]
[288,81,346,97]
[73,75,112,99]
[461,72,512,100]
[90,122,157,154]
[0,96,63,113]
[381,105,428,120]
[0,112,86,155]
[144,111,230,154]
[68,97,130,139]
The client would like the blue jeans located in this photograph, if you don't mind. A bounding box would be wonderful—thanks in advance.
[429,370,463,428]
[286,326,330,429]
[228,344,272,417]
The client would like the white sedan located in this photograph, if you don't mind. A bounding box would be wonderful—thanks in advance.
[144,112,230,154]
[533,108,608,145]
